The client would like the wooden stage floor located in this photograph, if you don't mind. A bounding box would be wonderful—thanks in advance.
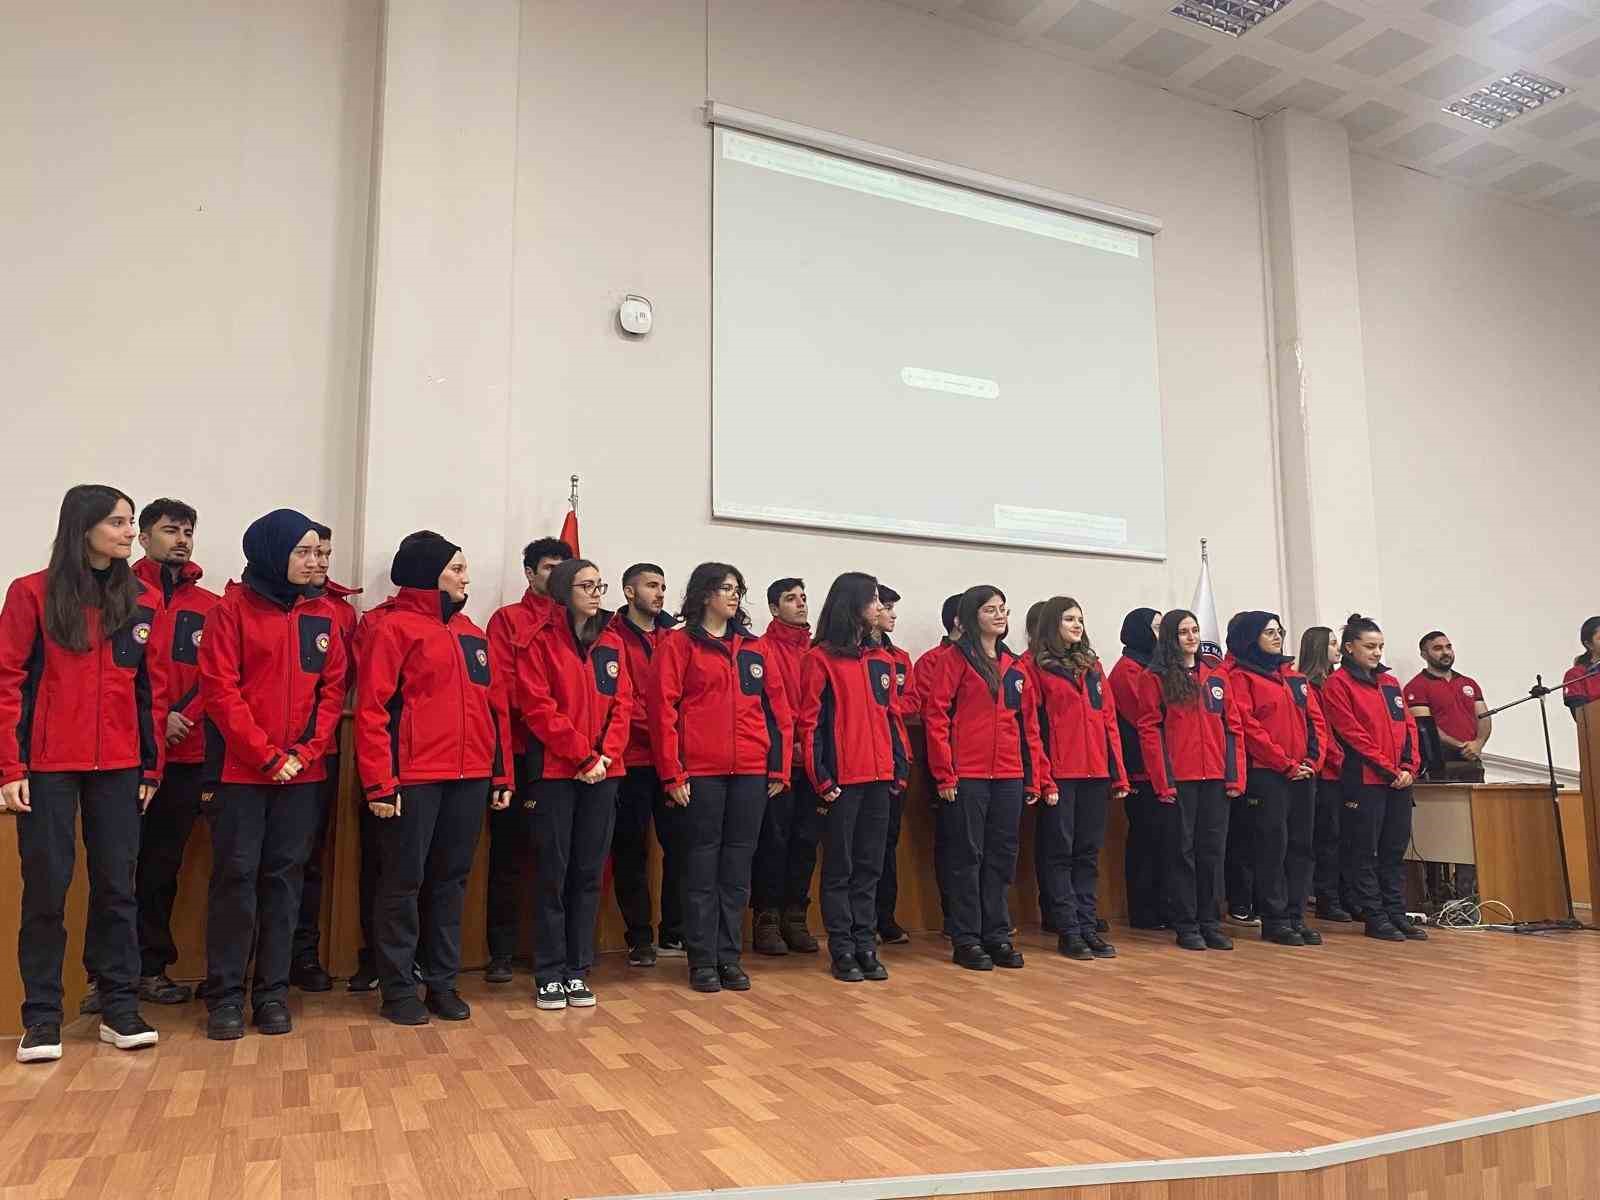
[3,919,1600,1199]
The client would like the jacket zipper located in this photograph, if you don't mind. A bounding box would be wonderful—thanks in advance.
[453,623,467,778]
[94,625,103,769]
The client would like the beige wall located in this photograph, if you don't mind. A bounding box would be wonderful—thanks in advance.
[2,0,378,588]
[1353,155,1600,768]
[509,0,1282,657]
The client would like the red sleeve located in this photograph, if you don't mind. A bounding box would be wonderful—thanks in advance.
[1134,670,1174,799]
[0,579,40,785]
[1305,683,1328,773]
[486,609,520,749]
[896,653,920,720]
[354,619,405,799]
[649,633,690,791]
[597,630,633,767]
[1019,670,1052,800]
[138,601,172,785]
[286,611,345,767]
[1400,689,1422,775]
[1222,678,1247,791]
[199,598,284,777]
[1100,668,1129,791]
[1233,672,1293,775]
[487,638,514,791]
[516,633,600,773]
[889,661,911,792]
[1321,676,1397,780]
[919,649,960,790]
[762,649,793,786]
[796,652,834,796]
[1403,673,1432,713]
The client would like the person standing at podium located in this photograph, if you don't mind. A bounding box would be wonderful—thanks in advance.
[1562,617,1600,718]
[1319,614,1426,944]
[1404,633,1491,783]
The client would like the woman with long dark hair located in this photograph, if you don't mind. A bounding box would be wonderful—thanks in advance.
[355,532,514,1026]
[1298,627,1353,921]
[1025,596,1128,962]
[1562,617,1600,718]
[921,585,1052,971]
[515,557,632,1010]
[798,573,908,982]
[1319,614,1425,943]
[649,562,790,993]
[1225,613,1327,947]
[1134,610,1245,952]
[0,485,169,1062]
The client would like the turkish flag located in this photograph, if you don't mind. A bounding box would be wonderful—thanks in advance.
[559,509,579,557]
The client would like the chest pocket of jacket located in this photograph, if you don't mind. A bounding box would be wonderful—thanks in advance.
[737,649,767,697]
[1381,684,1406,723]
[111,606,156,668]
[1086,671,1105,711]
[870,661,894,707]
[1290,677,1309,709]
[171,609,205,666]
[1003,667,1026,711]
[298,614,334,673]
[459,634,491,686]
[592,645,621,697]
[1203,678,1227,716]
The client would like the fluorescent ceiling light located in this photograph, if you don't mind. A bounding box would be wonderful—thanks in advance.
[1444,69,1569,129]
[1169,0,1296,38]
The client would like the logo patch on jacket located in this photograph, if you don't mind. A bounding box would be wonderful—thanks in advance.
[1290,677,1308,707]
[459,635,492,686]
[1204,679,1227,714]
[316,633,330,653]
[1003,667,1026,710]
[1463,684,1475,698]
[133,622,151,644]
[593,645,621,696]
[1382,683,1405,719]
[1087,671,1104,710]
[737,649,767,696]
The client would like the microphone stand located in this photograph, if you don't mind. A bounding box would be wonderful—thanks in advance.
[1476,661,1600,930]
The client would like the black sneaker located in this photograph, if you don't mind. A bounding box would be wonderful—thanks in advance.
[1227,909,1260,928]
[877,922,910,945]
[565,978,597,1007]
[753,909,788,956]
[206,1004,245,1041]
[99,1011,159,1050]
[535,980,567,1010]
[1058,933,1093,961]
[1176,931,1207,951]
[627,943,658,968]
[1391,914,1429,941]
[379,995,430,1026]
[1095,917,1110,934]
[347,966,379,993]
[1316,902,1354,922]
[1365,920,1406,943]
[689,966,721,993]
[289,960,332,993]
[657,934,688,958]
[17,1023,62,1063]
[953,943,994,971]
[1201,929,1235,951]
[1264,926,1305,946]
[425,990,470,1020]
[718,963,751,991]
[78,985,102,1016]
[857,951,889,981]
[985,942,1025,969]
[1292,923,1324,945]
[138,973,193,1005]
[831,955,865,983]
[485,957,514,984]
[253,1000,292,1035]
[1083,932,1118,959]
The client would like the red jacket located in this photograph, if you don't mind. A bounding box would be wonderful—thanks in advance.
[797,643,909,794]
[0,570,169,786]
[612,610,677,768]
[880,638,918,719]
[354,587,513,799]
[134,557,219,766]
[1310,679,1344,782]
[487,588,557,757]
[1024,653,1128,788]
[1223,655,1327,776]
[762,618,810,765]
[513,611,632,781]
[1320,663,1420,787]
[911,641,954,724]
[1563,660,1600,716]
[319,579,361,697]
[649,624,792,791]
[1107,654,1152,784]
[1133,662,1246,798]
[920,641,1050,796]
[198,582,347,786]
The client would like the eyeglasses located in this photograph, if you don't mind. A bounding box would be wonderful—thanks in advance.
[979,605,1009,619]
[715,583,747,597]
[574,580,609,596]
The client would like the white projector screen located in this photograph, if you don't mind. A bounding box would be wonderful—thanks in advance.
[711,124,1168,560]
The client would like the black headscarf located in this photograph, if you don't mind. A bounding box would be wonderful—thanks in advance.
[1119,607,1159,668]
[1226,609,1291,674]
[390,530,461,591]
[241,508,318,609]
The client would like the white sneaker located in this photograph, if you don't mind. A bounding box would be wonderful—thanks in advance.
[535,980,567,1010]
[565,978,596,1007]
[99,1014,159,1050]
[17,1023,62,1063]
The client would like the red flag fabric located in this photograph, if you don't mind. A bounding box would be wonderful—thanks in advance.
[559,509,579,557]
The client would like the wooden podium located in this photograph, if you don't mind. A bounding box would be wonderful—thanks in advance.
[1575,706,1600,915]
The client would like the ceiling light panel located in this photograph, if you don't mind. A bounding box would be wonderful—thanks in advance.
[1444,69,1570,128]
[1170,1,1296,39]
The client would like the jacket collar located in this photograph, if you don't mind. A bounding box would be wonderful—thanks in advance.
[393,586,461,623]
[1341,660,1388,685]
[316,578,362,601]
[764,618,811,650]
[134,555,203,602]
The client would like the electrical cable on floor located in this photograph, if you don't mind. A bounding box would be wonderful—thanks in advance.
[1434,897,1516,931]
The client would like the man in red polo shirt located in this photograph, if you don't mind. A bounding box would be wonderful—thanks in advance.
[1405,632,1492,784]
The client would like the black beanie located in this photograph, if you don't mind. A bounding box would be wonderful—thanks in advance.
[1120,607,1159,657]
[390,530,461,591]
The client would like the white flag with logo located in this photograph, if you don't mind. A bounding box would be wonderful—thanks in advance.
[1191,540,1222,660]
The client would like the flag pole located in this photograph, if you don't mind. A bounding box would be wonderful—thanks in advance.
[569,474,579,512]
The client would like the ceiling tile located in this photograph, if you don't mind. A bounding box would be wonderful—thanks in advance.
[1338,28,1432,76]
[1383,121,1471,158]
[1259,78,1348,113]
[1441,142,1521,173]
[1341,100,1409,139]
[1191,54,1282,100]
[1573,135,1600,158]
[1544,180,1600,211]
[1120,29,1212,77]
[1553,36,1600,79]
[1042,0,1136,52]
[1403,54,1494,100]
[1491,161,1572,192]
[1491,3,1590,53]
[1423,0,1518,27]
[1267,2,1366,54]
[960,0,1041,24]
[1524,101,1600,139]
